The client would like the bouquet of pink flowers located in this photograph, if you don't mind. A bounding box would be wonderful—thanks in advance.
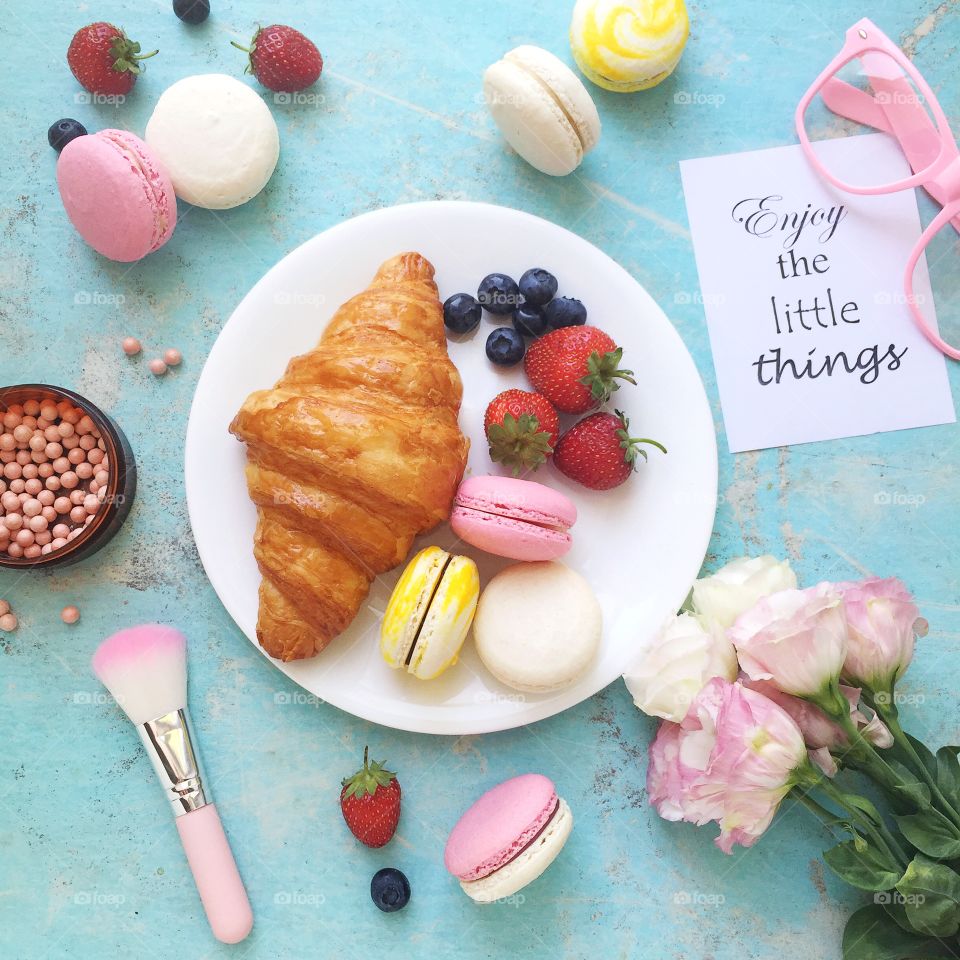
[624,557,960,960]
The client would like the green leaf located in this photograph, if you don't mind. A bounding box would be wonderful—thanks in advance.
[838,792,887,829]
[843,904,959,960]
[824,838,903,891]
[937,746,960,800]
[889,759,933,808]
[896,854,960,938]
[908,734,940,781]
[896,809,960,859]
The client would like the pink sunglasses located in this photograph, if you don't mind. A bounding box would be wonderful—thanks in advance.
[796,17,960,360]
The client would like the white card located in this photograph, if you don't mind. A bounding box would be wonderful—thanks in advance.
[680,136,956,453]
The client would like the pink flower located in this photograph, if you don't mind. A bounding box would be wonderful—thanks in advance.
[742,678,855,749]
[837,577,921,690]
[730,583,848,697]
[647,678,809,853]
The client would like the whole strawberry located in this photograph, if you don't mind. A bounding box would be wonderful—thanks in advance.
[484,389,559,475]
[524,326,636,414]
[67,23,157,96]
[233,24,323,92]
[340,746,401,848]
[554,410,666,490]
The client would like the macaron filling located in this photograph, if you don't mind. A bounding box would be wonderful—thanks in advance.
[404,552,454,667]
[453,493,573,535]
[509,59,591,152]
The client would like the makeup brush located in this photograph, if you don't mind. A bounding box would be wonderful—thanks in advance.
[92,624,253,944]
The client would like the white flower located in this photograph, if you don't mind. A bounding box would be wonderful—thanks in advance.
[692,556,798,632]
[623,613,738,722]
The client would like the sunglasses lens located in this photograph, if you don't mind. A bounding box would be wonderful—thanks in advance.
[908,215,960,354]
[802,50,941,190]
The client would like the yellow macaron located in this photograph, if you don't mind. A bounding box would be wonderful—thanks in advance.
[570,0,690,93]
[380,546,480,680]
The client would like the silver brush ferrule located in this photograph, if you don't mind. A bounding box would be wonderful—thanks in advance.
[137,708,211,816]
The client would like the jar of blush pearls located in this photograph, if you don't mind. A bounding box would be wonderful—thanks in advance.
[0,385,136,568]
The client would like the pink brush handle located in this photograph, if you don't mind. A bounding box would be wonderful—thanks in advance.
[175,804,253,944]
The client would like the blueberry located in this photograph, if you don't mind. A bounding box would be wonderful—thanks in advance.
[173,0,210,23]
[443,293,482,335]
[485,327,525,366]
[544,297,587,328]
[512,303,548,338]
[370,868,410,913]
[47,119,87,154]
[477,274,521,315]
[519,268,558,306]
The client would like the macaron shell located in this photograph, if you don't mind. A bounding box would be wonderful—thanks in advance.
[505,45,601,152]
[459,797,573,903]
[380,546,448,669]
[450,507,572,562]
[57,130,176,262]
[473,562,602,692]
[483,59,583,176]
[408,554,479,679]
[145,74,280,209]
[444,773,558,881]
[455,475,577,529]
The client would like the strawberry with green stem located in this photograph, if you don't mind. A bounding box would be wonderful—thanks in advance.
[67,23,157,96]
[484,389,559,475]
[340,746,401,848]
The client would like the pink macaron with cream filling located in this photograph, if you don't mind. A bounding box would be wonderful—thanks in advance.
[57,129,176,262]
[444,773,573,903]
[450,475,576,562]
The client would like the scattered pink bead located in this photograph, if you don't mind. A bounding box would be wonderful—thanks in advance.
[0,434,13,451]
[40,404,58,422]
[40,506,56,523]
[67,447,85,466]
[3,462,21,480]
[12,424,31,444]
[79,435,96,451]
[70,506,86,524]
[60,471,79,490]
[76,462,93,480]
[37,463,53,478]
[22,499,41,518]
[149,358,168,376]
[9,479,24,494]
[164,348,183,366]
[45,441,62,459]
[4,514,23,531]
[37,489,54,506]
[0,599,8,615]
[6,543,23,558]
[0,612,17,630]
[61,605,81,625]
[23,400,40,417]
[88,448,104,466]
[15,450,30,465]
[28,515,47,533]
[122,336,142,356]
[53,496,71,515]
[45,476,61,492]
[52,456,69,473]
[52,523,69,539]
[35,530,51,545]
[15,529,34,547]
[70,490,85,506]
[21,464,38,480]
[51,537,67,551]
[23,545,41,558]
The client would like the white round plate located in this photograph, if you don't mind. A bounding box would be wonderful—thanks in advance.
[186,201,717,735]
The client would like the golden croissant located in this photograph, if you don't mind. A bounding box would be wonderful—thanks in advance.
[230,252,469,661]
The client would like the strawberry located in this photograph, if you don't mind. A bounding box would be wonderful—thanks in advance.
[524,326,636,414]
[553,410,666,490]
[339,746,401,848]
[232,24,323,92]
[67,23,157,96]
[484,389,559,475]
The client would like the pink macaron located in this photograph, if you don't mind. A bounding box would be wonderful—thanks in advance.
[450,475,576,562]
[444,773,573,902]
[57,129,176,262]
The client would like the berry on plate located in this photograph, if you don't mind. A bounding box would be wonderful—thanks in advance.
[486,327,525,366]
[370,867,411,913]
[544,296,587,328]
[232,24,323,92]
[48,119,87,153]
[340,746,401,848]
[484,389,559,474]
[524,325,636,414]
[67,23,158,96]
[554,410,666,490]
[444,292,482,334]
[173,0,210,24]
[478,273,521,315]
[518,268,558,306]
[512,302,549,338]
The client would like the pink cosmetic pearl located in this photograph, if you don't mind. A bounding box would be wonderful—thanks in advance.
[13,424,31,445]
[70,505,86,524]
[43,425,60,442]
[50,537,67,550]
[98,486,107,502]
[22,498,41,518]
[0,451,13,464]
[37,489,53,506]
[75,462,93,480]
[88,448,104,466]
[16,492,27,504]
[164,348,183,366]
[60,471,79,490]
[61,605,81,625]
[94,469,109,486]
[79,435,96,451]
[3,462,21,480]
[35,417,50,430]
[15,450,30,465]
[28,515,47,533]
[28,433,45,452]
[77,415,95,435]
[67,447,85,466]
[44,441,62,459]
[40,404,58,422]
[9,479,25,494]
[122,336,141,356]
[40,506,56,523]
[61,434,79,449]
[23,544,41,559]
[0,525,8,541]
[6,543,23,559]
[0,491,18,511]
[38,463,53,478]
[52,456,69,474]
[23,400,40,416]
[25,479,42,496]
[0,479,5,494]
[0,434,14,451]
[44,476,60,492]
[149,358,168,376]
[53,496,71,515]
[4,513,23,531]
[83,494,99,515]
[68,490,85,506]
[3,413,21,430]
[21,464,37,480]
[61,407,81,425]
[52,523,69,538]
[58,421,75,438]
[35,530,51,546]
[15,529,34,547]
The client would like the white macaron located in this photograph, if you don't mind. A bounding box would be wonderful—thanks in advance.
[483,45,601,176]
[145,74,280,209]
[473,561,602,692]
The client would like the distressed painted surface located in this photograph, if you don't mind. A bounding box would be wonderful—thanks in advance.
[1,2,959,958]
